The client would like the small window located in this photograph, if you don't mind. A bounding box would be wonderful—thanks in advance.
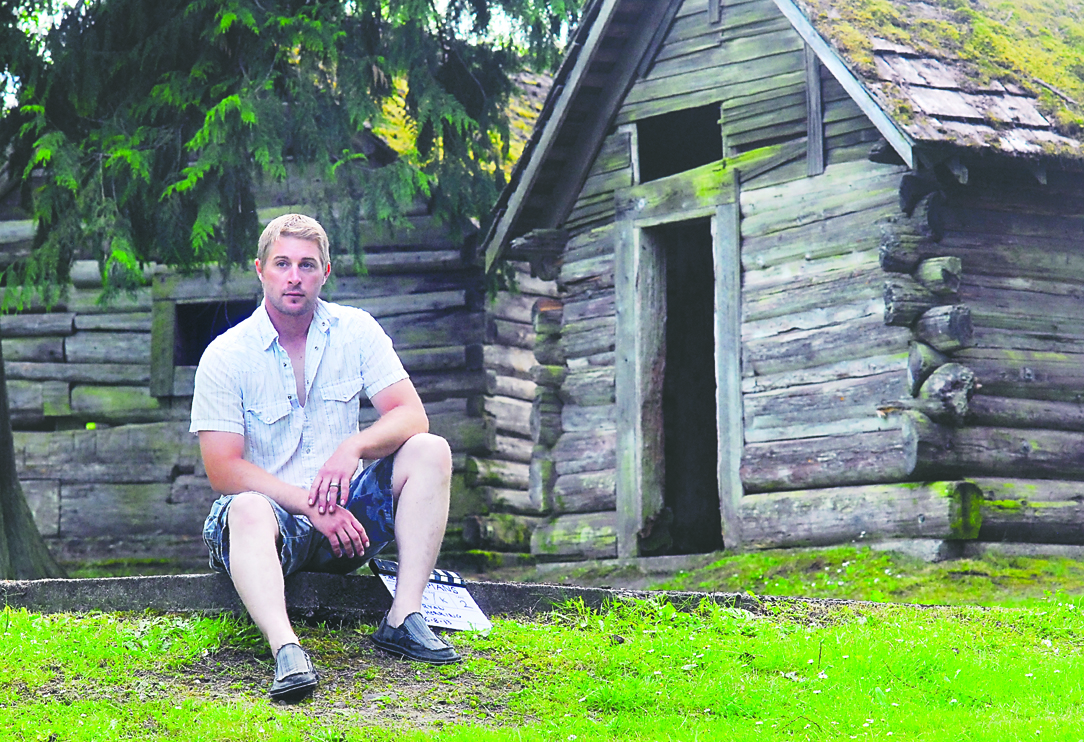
[174,300,257,366]
[637,104,723,183]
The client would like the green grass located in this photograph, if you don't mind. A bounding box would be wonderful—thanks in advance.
[653,546,1084,607]
[4,588,1084,740]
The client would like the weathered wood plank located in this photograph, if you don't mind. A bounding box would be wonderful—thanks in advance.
[741,414,921,492]
[955,348,1084,402]
[463,514,545,552]
[60,482,206,537]
[559,367,615,407]
[615,161,736,227]
[739,481,981,549]
[0,314,75,337]
[379,310,484,349]
[530,511,618,558]
[477,486,545,516]
[69,385,166,423]
[484,395,532,437]
[744,370,909,432]
[928,427,1084,479]
[742,352,909,394]
[552,470,617,514]
[742,206,891,270]
[492,434,533,464]
[744,313,911,377]
[485,371,535,400]
[408,370,486,399]
[560,317,616,360]
[465,457,530,490]
[74,312,153,332]
[2,337,64,362]
[20,479,60,537]
[482,345,535,379]
[743,278,882,328]
[973,478,1084,544]
[397,345,475,373]
[65,332,151,365]
[968,395,1084,432]
[561,404,616,433]
[338,290,466,318]
[553,430,617,476]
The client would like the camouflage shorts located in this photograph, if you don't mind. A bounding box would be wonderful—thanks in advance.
[202,455,396,577]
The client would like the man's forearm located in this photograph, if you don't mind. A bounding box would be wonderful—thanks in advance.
[206,455,312,515]
[346,403,429,462]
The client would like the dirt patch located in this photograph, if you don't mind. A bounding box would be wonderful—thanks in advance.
[156,633,525,729]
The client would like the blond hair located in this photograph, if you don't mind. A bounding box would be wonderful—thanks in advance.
[257,214,330,268]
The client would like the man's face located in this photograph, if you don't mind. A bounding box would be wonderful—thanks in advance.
[255,236,330,319]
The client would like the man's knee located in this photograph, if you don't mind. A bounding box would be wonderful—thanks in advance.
[400,433,452,476]
[227,492,279,537]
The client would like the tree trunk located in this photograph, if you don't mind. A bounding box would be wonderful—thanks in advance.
[0,325,66,579]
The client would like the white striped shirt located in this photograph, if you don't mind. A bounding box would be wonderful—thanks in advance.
[190,299,408,489]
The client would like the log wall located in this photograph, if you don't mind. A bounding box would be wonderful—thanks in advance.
[2,210,487,573]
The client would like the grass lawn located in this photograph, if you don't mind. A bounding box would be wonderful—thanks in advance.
[5,546,1084,740]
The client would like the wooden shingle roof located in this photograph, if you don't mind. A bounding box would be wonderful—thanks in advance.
[790,0,1084,159]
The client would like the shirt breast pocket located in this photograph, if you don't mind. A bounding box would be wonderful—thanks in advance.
[322,375,363,439]
[244,400,291,441]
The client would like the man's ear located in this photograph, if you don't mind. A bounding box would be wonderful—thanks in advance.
[254,258,264,282]
[323,261,331,282]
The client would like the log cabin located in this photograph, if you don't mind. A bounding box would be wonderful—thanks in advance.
[0,75,550,573]
[467,0,1084,559]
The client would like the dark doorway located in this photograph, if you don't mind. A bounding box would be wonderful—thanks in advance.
[660,220,721,554]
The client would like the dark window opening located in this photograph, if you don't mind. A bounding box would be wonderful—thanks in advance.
[174,299,257,366]
[637,105,723,183]
[659,220,722,555]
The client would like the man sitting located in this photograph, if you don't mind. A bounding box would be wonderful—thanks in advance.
[192,213,458,703]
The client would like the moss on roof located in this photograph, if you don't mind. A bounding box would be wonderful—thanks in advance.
[797,0,1084,133]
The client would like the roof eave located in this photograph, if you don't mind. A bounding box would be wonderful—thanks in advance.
[771,0,915,169]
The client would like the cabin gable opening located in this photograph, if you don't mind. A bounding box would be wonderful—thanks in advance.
[173,299,258,366]
[637,105,723,183]
[657,219,722,555]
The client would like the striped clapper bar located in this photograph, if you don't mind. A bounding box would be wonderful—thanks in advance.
[370,559,492,632]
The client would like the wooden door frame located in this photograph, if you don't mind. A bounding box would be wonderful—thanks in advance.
[614,162,744,557]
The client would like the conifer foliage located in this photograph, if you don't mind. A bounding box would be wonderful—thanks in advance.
[0,0,580,578]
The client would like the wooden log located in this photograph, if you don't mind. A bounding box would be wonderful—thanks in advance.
[972,478,1084,545]
[65,332,151,365]
[916,363,975,425]
[2,337,64,362]
[60,482,207,537]
[410,370,486,399]
[744,314,911,377]
[534,335,565,366]
[883,276,939,326]
[0,313,75,337]
[530,511,617,558]
[463,514,545,552]
[378,310,484,349]
[915,257,962,295]
[532,298,563,335]
[915,305,973,352]
[742,352,910,395]
[528,454,557,514]
[908,342,948,396]
[878,191,946,273]
[559,367,615,406]
[561,404,616,433]
[739,481,981,549]
[485,371,535,400]
[484,395,532,437]
[477,487,546,516]
[488,292,536,325]
[744,370,909,432]
[560,318,616,359]
[69,385,168,423]
[553,430,617,476]
[955,348,1084,402]
[74,312,153,332]
[492,434,533,464]
[486,317,534,349]
[742,260,881,323]
[560,253,615,288]
[397,345,473,373]
[464,456,529,489]
[530,392,562,448]
[552,469,617,514]
[482,344,535,379]
[563,292,615,324]
[967,395,1084,432]
[4,362,148,384]
[741,412,945,492]
[531,365,567,389]
[426,413,494,455]
[742,206,889,272]
[927,427,1084,479]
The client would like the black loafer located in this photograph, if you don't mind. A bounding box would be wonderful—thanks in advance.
[372,612,461,665]
[269,643,318,702]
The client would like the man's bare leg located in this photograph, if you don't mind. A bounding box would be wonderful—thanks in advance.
[386,432,452,626]
[227,492,299,656]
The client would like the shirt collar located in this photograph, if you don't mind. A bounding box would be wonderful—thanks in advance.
[252,298,338,350]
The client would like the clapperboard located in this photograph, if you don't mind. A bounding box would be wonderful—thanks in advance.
[370,558,492,632]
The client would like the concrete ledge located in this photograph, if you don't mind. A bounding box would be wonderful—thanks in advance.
[0,572,776,624]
